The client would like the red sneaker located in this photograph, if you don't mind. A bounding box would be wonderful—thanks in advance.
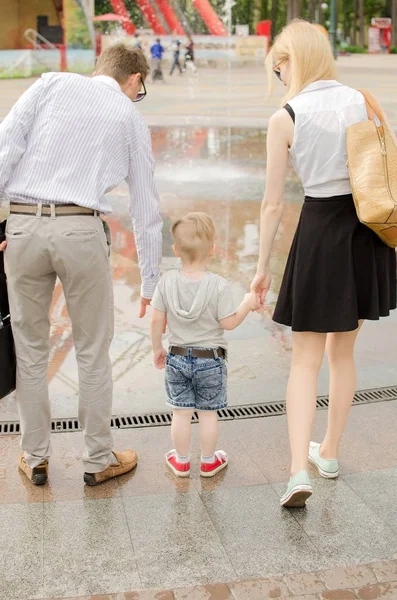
[200,450,228,478]
[165,450,191,477]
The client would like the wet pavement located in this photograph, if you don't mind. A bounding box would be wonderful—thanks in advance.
[1,401,397,599]
[1,124,396,420]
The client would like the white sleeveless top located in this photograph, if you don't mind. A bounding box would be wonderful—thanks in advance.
[288,80,367,197]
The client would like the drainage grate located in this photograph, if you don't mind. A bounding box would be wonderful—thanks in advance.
[1,385,397,435]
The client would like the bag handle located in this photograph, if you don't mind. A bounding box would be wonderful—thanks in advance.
[358,89,385,123]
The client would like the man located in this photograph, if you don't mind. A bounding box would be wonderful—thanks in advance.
[150,38,165,82]
[0,44,162,486]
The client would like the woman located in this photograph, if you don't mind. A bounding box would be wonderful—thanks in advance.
[250,20,396,508]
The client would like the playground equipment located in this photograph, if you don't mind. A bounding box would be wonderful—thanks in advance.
[110,0,227,36]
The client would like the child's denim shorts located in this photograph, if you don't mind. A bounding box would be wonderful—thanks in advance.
[165,349,227,411]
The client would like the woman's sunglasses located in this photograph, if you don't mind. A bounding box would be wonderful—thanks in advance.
[273,58,287,81]
[133,79,147,103]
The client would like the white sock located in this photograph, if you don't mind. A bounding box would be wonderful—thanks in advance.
[176,453,190,464]
[201,454,216,464]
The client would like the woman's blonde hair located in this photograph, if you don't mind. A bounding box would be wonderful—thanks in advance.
[266,19,337,104]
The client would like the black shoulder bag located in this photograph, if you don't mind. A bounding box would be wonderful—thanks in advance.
[0,221,16,399]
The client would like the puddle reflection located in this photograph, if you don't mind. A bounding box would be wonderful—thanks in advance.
[1,126,303,399]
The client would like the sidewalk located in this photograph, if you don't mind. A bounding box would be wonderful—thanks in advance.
[40,560,397,599]
[1,399,397,599]
[1,55,397,128]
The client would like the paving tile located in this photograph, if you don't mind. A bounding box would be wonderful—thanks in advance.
[321,591,358,600]
[122,492,236,588]
[41,592,173,600]
[189,423,268,492]
[357,582,397,599]
[114,428,193,497]
[323,566,376,591]
[42,433,120,502]
[342,468,397,534]
[43,498,141,597]
[117,592,175,599]
[279,596,321,600]
[201,485,327,580]
[337,402,397,476]
[232,400,397,485]
[0,503,44,600]
[273,478,397,566]
[227,416,299,484]
[0,435,44,504]
[284,571,325,595]
[280,596,322,600]
[173,583,233,599]
[370,560,397,583]
[230,577,289,599]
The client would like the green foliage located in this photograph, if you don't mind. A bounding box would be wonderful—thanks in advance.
[390,46,397,53]
[341,44,368,53]
[65,0,92,48]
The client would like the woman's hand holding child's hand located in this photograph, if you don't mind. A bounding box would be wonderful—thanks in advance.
[244,292,261,312]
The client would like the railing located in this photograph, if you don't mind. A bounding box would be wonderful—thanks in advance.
[24,29,66,72]
[24,28,58,51]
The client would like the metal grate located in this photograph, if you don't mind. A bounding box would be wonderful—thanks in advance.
[1,385,397,436]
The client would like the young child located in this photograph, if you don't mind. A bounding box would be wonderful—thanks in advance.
[150,212,259,478]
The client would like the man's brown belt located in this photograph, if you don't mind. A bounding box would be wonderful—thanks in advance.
[169,346,225,358]
[10,202,96,217]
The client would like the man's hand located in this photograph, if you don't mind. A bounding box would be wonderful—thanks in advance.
[139,297,151,318]
[153,347,167,369]
[0,240,7,252]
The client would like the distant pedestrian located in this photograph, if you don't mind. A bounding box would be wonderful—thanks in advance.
[184,35,197,73]
[170,40,183,76]
[133,33,142,49]
[151,38,165,81]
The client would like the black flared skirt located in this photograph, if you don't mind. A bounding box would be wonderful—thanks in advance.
[273,194,397,332]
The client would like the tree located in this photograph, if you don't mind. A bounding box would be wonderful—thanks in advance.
[308,0,316,20]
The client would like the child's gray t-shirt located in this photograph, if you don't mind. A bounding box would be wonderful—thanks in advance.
[151,270,237,349]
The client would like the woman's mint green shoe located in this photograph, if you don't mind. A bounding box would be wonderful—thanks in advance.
[280,470,313,508]
[308,442,339,479]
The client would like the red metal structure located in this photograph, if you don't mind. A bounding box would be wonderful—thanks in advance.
[192,0,227,35]
[109,0,226,37]
[155,0,185,35]
[109,0,136,34]
[135,0,167,34]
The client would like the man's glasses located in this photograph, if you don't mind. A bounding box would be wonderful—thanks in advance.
[133,79,147,103]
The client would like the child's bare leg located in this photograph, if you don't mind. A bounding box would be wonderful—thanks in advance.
[171,409,194,457]
[197,410,218,457]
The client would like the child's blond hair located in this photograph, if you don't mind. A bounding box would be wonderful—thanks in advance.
[171,212,215,263]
